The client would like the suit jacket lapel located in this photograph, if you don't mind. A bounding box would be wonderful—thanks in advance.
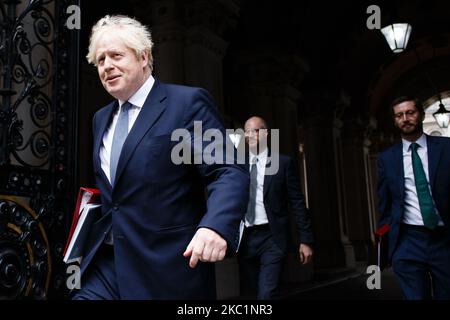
[427,135,442,190]
[113,80,167,188]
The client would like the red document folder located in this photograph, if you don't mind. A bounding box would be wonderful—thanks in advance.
[63,187,101,262]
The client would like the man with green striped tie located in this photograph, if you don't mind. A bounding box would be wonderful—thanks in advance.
[377,96,450,299]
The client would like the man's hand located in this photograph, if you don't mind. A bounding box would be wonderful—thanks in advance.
[183,228,227,268]
[299,243,313,265]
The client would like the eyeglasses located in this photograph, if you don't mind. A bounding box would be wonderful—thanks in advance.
[244,128,267,136]
[393,109,418,119]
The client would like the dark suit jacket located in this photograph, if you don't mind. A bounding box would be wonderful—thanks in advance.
[244,153,313,253]
[377,134,450,261]
[81,79,249,299]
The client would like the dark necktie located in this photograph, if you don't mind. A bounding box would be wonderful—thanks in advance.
[245,159,258,225]
[411,142,439,229]
[110,101,131,185]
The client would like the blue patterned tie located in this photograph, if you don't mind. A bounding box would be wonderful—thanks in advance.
[411,142,439,229]
[110,102,131,185]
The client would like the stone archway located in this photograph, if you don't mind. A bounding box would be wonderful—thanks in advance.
[368,34,450,132]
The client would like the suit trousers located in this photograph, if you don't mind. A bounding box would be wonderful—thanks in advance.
[238,224,285,299]
[71,244,120,300]
[392,224,450,300]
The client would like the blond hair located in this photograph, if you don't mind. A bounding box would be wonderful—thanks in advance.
[86,15,154,72]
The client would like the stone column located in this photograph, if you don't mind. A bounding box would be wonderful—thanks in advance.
[338,116,373,265]
[331,112,357,269]
[141,0,188,84]
[303,112,350,269]
[363,119,379,250]
[139,0,240,114]
[361,118,386,258]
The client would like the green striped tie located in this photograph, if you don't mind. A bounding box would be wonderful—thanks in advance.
[411,142,439,229]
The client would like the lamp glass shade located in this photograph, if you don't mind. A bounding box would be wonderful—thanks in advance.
[381,23,412,53]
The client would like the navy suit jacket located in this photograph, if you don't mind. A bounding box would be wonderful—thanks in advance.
[81,79,249,299]
[377,134,450,261]
[243,153,313,253]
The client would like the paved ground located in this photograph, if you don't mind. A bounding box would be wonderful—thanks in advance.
[277,267,403,300]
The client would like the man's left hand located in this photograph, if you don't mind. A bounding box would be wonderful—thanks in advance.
[183,228,227,268]
[299,243,313,265]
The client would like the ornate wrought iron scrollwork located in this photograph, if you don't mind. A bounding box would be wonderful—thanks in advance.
[0,196,51,299]
[2,1,55,168]
[0,0,79,299]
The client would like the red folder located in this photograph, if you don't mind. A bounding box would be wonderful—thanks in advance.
[63,188,101,258]
[375,223,390,271]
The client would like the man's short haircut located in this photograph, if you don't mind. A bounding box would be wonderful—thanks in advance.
[245,116,269,129]
[390,96,424,115]
[86,15,154,72]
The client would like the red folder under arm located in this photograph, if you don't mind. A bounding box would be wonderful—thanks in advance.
[63,188,101,257]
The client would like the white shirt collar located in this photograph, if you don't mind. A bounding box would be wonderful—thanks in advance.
[118,75,155,109]
[402,133,427,153]
[250,148,268,164]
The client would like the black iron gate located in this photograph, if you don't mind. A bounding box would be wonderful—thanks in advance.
[0,0,79,299]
